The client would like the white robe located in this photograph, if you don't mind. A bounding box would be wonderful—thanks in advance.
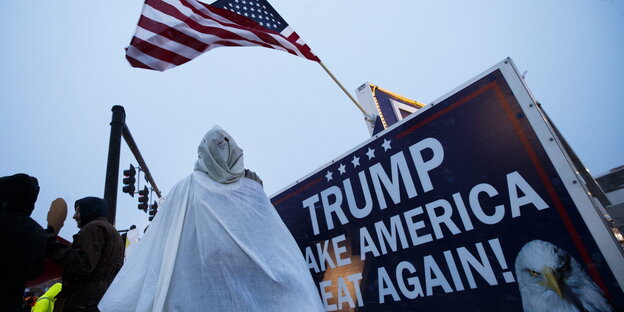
[98,171,324,311]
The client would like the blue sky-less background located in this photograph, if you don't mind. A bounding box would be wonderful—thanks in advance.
[1,0,622,239]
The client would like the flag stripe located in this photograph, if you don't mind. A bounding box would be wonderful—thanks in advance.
[138,15,208,53]
[126,0,319,71]
[281,26,294,38]
[126,45,176,71]
[131,37,191,66]
[134,28,202,61]
[126,54,153,70]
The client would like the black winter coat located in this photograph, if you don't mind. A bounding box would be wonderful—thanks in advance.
[0,209,47,312]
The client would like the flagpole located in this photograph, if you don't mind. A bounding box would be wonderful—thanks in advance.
[318,61,367,115]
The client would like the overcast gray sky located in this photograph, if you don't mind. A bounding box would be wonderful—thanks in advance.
[1,0,623,239]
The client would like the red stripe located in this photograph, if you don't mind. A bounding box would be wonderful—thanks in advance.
[212,40,241,47]
[294,42,319,62]
[125,51,155,70]
[130,37,190,66]
[272,177,323,206]
[285,31,319,61]
[395,82,493,139]
[138,15,208,52]
[287,32,300,43]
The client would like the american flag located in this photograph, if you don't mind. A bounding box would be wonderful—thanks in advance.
[126,0,320,71]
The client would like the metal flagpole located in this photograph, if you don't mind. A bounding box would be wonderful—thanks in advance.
[318,61,367,115]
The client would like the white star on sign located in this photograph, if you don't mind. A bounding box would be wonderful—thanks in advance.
[338,164,346,175]
[366,147,375,160]
[382,139,392,151]
[325,170,333,181]
[351,156,360,168]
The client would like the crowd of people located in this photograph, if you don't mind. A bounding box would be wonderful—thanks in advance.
[1,126,323,312]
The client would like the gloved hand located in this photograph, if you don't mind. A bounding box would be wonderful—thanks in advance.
[244,169,263,187]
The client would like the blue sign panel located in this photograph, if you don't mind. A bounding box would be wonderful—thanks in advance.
[271,65,624,311]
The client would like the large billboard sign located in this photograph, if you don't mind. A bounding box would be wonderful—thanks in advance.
[271,59,624,311]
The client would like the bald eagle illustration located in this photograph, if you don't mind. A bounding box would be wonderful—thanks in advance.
[515,240,613,312]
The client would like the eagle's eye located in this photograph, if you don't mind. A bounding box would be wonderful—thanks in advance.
[559,262,570,273]
[528,269,540,277]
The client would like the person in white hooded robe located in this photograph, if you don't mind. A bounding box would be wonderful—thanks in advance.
[98,126,324,312]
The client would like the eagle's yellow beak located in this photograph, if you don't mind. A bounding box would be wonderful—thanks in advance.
[540,267,564,298]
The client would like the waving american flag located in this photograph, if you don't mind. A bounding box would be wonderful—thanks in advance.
[126,0,320,71]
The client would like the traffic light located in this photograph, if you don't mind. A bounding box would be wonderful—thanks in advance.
[122,164,136,197]
[138,186,149,212]
[148,201,158,221]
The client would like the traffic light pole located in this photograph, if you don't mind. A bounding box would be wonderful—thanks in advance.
[122,124,162,199]
[103,106,125,224]
[104,105,162,225]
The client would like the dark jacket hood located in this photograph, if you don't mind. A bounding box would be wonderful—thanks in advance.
[0,173,40,216]
[75,197,108,226]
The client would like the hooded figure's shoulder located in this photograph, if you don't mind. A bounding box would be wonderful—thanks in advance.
[169,174,194,194]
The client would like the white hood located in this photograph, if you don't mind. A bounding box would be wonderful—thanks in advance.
[194,125,244,184]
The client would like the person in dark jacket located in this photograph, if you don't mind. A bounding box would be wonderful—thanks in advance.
[0,173,47,312]
[47,197,124,312]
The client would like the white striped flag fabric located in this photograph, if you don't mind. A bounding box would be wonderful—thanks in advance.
[126,0,320,71]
